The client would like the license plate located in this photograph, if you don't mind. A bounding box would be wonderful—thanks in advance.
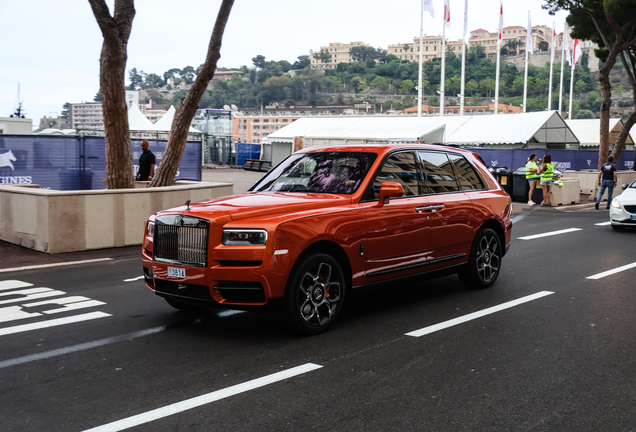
[167,266,185,278]
[631,215,636,221]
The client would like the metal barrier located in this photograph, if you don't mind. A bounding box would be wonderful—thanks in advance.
[0,135,201,190]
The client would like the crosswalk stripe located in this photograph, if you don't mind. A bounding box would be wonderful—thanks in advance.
[0,311,111,336]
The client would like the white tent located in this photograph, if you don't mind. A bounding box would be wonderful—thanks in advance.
[262,112,579,165]
[128,104,156,131]
[565,118,634,148]
[151,105,200,133]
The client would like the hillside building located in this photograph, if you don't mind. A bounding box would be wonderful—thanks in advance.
[310,41,373,69]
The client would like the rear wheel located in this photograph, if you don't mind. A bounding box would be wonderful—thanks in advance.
[165,297,206,314]
[458,228,502,289]
[284,252,346,335]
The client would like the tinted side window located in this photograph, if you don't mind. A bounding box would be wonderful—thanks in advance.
[418,151,460,194]
[448,154,485,190]
[370,152,420,199]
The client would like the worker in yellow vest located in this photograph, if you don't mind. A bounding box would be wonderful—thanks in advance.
[539,154,554,207]
[525,153,539,205]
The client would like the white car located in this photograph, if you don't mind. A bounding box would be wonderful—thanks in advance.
[610,180,636,230]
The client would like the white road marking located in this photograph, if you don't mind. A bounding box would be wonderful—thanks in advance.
[518,228,582,240]
[0,297,106,323]
[405,291,554,338]
[0,258,113,274]
[0,311,111,336]
[595,221,611,226]
[217,310,245,318]
[0,280,33,291]
[0,288,66,305]
[81,363,323,432]
[0,326,166,369]
[124,276,144,282]
[586,262,636,280]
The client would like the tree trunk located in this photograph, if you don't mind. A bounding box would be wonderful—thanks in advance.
[149,0,234,187]
[88,0,135,189]
[598,65,613,168]
[611,48,636,165]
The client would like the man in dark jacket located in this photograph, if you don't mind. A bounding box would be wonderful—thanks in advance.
[136,140,155,181]
[596,155,617,210]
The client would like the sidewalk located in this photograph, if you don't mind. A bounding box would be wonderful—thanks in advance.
[0,169,596,271]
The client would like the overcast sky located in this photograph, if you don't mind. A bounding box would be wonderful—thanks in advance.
[0,0,570,125]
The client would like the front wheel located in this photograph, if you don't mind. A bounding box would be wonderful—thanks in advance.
[284,252,346,335]
[458,228,502,289]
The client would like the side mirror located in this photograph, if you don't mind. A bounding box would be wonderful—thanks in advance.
[621,183,629,190]
[378,182,404,206]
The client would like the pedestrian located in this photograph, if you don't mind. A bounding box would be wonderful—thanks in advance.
[525,153,540,205]
[136,139,155,181]
[539,154,554,207]
[595,155,617,210]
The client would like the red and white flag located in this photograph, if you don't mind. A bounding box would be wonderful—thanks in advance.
[550,23,556,63]
[444,0,451,28]
[497,0,504,45]
[423,0,435,18]
[573,38,582,64]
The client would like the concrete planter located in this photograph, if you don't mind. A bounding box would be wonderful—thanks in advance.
[564,170,636,200]
[0,181,232,253]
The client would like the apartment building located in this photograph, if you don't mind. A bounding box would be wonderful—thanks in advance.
[310,41,372,69]
[234,115,298,144]
[70,102,104,131]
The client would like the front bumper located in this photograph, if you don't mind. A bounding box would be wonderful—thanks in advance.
[609,203,636,227]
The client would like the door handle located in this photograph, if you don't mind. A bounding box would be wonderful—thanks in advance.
[415,205,444,213]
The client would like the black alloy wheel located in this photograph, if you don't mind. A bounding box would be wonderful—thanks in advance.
[284,252,346,335]
[458,227,502,289]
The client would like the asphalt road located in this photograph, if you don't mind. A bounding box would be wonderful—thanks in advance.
[1,206,636,431]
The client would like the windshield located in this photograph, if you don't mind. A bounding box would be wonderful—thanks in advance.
[250,152,378,194]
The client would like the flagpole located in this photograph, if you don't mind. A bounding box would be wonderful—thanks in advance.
[418,0,425,118]
[547,23,555,111]
[494,0,503,115]
[522,11,530,113]
[440,25,446,117]
[558,23,566,115]
[459,0,467,116]
[569,42,575,119]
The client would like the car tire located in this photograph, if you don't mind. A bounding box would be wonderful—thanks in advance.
[284,252,346,335]
[165,297,206,314]
[611,223,625,231]
[458,228,502,289]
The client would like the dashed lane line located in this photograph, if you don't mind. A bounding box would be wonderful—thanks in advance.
[518,228,582,240]
[124,276,144,282]
[405,291,554,338]
[586,262,636,280]
[81,363,323,432]
[595,221,612,226]
[0,258,113,274]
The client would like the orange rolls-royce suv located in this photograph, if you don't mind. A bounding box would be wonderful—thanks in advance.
[142,144,512,334]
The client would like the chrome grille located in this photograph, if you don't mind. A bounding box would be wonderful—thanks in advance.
[154,215,209,267]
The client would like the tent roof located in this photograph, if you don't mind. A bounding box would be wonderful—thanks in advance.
[263,116,449,143]
[151,105,200,133]
[128,104,156,131]
[264,111,578,146]
[564,118,632,147]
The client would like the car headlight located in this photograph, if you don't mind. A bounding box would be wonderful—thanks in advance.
[611,198,621,209]
[147,221,155,236]
[222,229,267,245]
